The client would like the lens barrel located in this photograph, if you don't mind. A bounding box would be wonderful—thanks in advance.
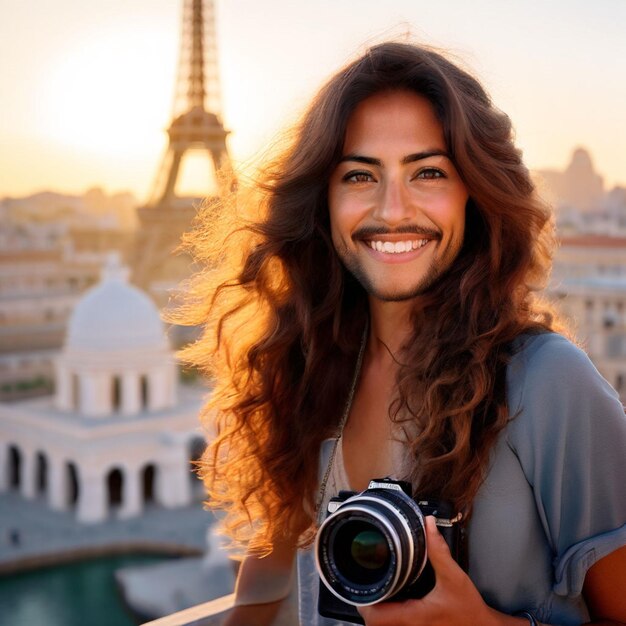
[315,487,427,606]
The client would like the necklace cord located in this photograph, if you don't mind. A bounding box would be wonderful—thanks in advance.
[315,324,368,525]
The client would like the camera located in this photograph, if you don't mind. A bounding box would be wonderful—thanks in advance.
[315,478,461,625]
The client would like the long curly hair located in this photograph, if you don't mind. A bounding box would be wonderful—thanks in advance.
[174,41,562,554]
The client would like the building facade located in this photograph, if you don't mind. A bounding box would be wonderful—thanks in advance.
[548,235,626,401]
[0,202,134,400]
[0,256,206,523]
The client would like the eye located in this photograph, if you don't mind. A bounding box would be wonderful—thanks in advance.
[342,170,376,183]
[414,167,445,180]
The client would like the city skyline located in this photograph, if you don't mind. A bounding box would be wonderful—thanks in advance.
[1,0,625,199]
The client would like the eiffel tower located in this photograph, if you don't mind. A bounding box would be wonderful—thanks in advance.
[133,0,229,308]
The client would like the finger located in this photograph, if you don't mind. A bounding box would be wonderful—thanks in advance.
[356,604,377,625]
[356,604,372,622]
[357,599,420,626]
[424,515,456,575]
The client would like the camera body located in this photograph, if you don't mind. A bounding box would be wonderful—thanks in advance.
[315,478,460,625]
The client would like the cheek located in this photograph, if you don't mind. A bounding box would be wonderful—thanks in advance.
[437,192,468,233]
[422,201,465,235]
[328,198,352,242]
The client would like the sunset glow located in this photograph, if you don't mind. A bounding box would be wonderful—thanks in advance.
[39,28,175,159]
[1,0,624,199]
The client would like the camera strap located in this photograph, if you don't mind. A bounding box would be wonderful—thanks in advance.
[315,324,368,526]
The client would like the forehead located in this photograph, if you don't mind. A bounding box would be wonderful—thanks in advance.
[342,90,446,153]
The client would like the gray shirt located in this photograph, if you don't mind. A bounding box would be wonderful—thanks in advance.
[298,333,626,625]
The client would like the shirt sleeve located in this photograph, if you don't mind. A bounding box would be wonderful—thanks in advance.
[506,333,626,597]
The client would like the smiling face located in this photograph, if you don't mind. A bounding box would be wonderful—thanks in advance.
[328,90,469,302]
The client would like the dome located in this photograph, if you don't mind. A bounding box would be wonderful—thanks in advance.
[66,254,169,353]
[567,147,594,175]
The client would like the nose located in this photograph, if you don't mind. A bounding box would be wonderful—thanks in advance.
[372,177,413,226]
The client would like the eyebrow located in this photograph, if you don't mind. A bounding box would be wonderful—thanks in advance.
[338,150,451,166]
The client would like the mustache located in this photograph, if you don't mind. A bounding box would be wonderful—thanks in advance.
[352,225,442,240]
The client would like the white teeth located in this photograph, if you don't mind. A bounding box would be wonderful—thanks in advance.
[367,239,429,253]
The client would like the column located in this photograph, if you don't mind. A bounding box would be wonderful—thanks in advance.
[80,374,97,416]
[77,469,107,523]
[82,372,112,417]
[121,371,140,416]
[159,444,191,508]
[118,468,142,519]
[21,450,36,499]
[147,369,165,411]
[48,457,68,512]
[148,364,178,412]
[0,444,7,492]
[55,362,72,411]
[167,361,178,406]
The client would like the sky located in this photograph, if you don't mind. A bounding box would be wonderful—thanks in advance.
[0,0,624,200]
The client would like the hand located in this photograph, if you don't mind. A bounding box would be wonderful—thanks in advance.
[357,516,497,626]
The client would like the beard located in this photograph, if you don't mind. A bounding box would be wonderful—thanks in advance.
[335,241,459,302]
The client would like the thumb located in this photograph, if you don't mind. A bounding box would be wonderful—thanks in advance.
[424,515,457,576]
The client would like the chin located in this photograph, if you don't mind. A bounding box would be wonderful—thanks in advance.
[352,273,437,302]
[338,249,454,302]
[368,285,432,302]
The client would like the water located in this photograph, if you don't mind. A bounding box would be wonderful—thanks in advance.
[0,553,173,626]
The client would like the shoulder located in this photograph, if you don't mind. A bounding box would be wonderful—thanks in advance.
[509,331,593,381]
[504,331,626,460]
[506,331,618,417]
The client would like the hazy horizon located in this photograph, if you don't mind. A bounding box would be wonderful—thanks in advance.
[1,0,624,200]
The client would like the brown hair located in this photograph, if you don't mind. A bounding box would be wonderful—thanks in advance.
[175,41,561,553]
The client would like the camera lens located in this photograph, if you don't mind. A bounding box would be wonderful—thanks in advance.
[332,519,391,585]
[316,488,427,606]
[351,528,389,570]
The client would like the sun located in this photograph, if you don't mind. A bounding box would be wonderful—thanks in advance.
[39,25,176,159]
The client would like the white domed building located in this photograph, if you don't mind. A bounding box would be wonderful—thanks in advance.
[57,257,177,418]
[0,254,207,523]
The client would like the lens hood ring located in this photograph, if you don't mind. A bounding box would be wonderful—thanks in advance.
[316,505,402,606]
[354,494,427,590]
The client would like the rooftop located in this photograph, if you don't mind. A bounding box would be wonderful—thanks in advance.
[559,234,626,248]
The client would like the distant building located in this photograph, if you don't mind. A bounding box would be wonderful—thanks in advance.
[538,153,626,397]
[538,147,605,213]
[548,235,626,400]
[0,255,206,523]
[1,188,137,231]
[0,193,135,400]
[553,235,626,283]
[536,147,626,239]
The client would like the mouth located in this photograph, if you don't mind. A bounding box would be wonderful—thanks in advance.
[365,238,430,254]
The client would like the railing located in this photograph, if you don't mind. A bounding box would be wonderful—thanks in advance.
[141,590,298,626]
[141,593,235,626]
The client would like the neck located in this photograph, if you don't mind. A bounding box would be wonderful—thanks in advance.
[367,297,416,366]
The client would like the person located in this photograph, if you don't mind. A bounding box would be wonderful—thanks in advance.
[177,41,626,625]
